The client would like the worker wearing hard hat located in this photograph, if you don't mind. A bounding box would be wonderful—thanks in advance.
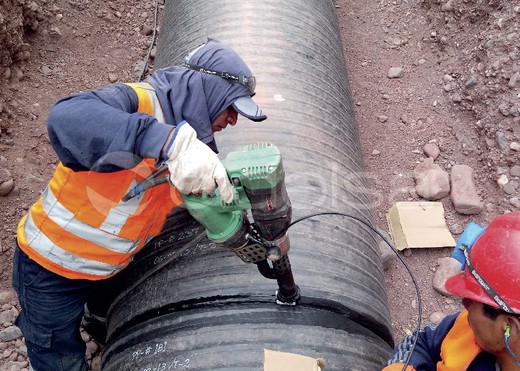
[384,211,520,370]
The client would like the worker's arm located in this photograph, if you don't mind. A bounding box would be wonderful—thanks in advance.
[383,313,459,371]
[47,83,173,172]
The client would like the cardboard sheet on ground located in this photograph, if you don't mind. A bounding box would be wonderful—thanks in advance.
[386,201,456,251]
[264,349,326,371]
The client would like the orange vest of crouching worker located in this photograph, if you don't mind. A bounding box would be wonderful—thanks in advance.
[16,82,182,280]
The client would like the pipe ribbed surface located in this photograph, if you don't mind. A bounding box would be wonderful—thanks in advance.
[102,0,393,369]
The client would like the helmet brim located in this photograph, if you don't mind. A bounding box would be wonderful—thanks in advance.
[445,269,520,313]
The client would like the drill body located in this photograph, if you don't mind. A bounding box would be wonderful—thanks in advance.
[181,143,300,305]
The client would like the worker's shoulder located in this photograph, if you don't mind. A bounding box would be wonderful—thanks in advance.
[423,311,461,334]
[59,83,139,112]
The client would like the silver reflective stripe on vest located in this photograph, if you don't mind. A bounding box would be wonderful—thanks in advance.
[24,212,124,276]
[34,187,140,254]
[134,82,166,123]
[98,179,144,235]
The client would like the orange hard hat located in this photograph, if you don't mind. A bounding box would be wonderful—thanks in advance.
[445,211,520,314]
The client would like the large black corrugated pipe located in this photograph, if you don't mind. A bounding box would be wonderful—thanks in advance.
[101,0,393,370]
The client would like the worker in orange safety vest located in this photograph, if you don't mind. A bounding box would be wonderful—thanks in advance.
[383,211,520,371]
[12,38,267,371]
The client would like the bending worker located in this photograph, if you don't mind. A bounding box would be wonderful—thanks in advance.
[384,211,520,370]
[12,38,266,371]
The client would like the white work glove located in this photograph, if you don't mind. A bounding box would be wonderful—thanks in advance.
[164,122,234,203]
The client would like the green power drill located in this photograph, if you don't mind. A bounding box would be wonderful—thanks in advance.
[181,143,300,305]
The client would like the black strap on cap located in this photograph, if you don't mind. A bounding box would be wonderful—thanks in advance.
[462,244,514,313]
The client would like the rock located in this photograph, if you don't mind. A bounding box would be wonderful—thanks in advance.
[413,158,451,200]
[49,26,62,37]
[429,311,447,324]
[423,142,440,159]
[449,223,464,235]
[465,76,478,88]
[443,83,455,92]
[108,73,118,83]
[443,74,454,82]
[41,65,53,75]
[0,291,16,305]
[510,197,520,209]
[25,174,43,183]
[511,104,520,117]
[0,326,22,342]
[450,165,483,214]
[377,228,397,270]
[498,103,510,116]
[509,71,520,88]
[441,0,454,12]
[433,257,462,297]
[141,24,153,36]
[496,131,509,151]
[510,165,520,177]
[0,168,14,196]
[497,174,509,189]
[486,138,497,148]
[503,181,518,195]
[388,67,404,79]
[0,308,18,324]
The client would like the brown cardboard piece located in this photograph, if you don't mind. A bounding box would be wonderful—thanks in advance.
[264,349,326,371]
[386,201,456,251]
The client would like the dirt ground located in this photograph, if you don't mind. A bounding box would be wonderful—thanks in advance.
[1,0,519,369]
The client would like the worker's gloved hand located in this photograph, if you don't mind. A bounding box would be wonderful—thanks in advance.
[164,121,234,203]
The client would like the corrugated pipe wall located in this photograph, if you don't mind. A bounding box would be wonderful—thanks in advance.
[101,0,393,369]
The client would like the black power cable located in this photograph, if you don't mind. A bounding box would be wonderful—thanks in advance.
[277,211,421,371]
[138,0,160,81]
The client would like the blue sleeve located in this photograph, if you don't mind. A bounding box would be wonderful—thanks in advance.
[47,83,174,172]
[387,313,460,370]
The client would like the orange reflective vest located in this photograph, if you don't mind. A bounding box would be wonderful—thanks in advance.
[437,310,481,371]
[382,311,483,371]
[17,82,182,280]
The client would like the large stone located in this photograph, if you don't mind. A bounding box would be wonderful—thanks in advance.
[388,66,404,78]
[433,257,462,297]
[423,142,440,159]
[0,326,22,342]
[0,168,14,196]
[0,290,17,305]
[377,228,397,270]
[413,158,450,200]
[450,165,483,215]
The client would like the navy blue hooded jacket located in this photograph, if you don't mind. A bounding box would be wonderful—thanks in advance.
[47,39,257,172]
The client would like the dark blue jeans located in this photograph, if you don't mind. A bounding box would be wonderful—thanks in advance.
[12,245,93,371]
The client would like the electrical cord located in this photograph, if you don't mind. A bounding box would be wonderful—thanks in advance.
[276,211,421,371]
[138,0,160,81]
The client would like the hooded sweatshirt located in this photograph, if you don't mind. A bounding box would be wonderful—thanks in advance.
[147,38,256,151]
[47,38,255,172]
